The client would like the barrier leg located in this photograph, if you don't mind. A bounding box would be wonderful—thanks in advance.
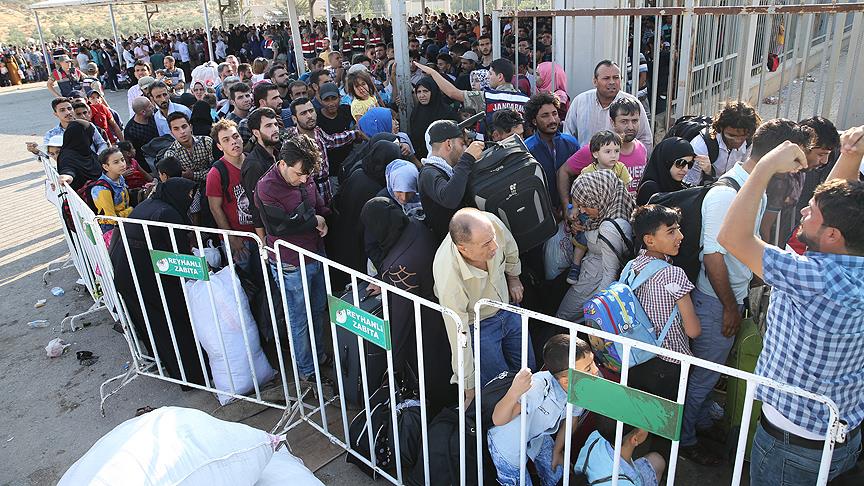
[57,301,108,333]
[42,256,75,284]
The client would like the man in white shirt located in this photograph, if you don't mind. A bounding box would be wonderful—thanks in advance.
[563,59,653,153]
[150,81,192,136]
[215,37,227,61]
[684,101,760,186]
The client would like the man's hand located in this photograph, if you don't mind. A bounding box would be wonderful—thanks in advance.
[507,275,524,304]
[26,142,39,155]
[840,125,864,156]
[228,236,247,262]
[695,155,712,175]
[366,282,381,296]
[181,169,194,180]
[400,142,412,157]
[412,61,434,75]
[315,215,328,237]
[552,444,566,471]
[59,174,73,186]
[759,141,808,175]
[465,140,485,160]
[721,305,742,338]
[507,368,532,398]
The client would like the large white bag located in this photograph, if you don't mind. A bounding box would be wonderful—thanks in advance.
[186,267,275,404]
[59,407,274,486]
[255,449,324,486]
[543,222,575,280]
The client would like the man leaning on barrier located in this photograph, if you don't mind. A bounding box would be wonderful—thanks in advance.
[718,125,864,484]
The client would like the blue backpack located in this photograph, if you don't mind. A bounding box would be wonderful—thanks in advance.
[582,259,679,373]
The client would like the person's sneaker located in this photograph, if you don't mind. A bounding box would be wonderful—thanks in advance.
[302,372,334,388]
[566,264,581,285]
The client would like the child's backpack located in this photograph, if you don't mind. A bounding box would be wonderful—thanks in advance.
[77,179,113,214]
[466,371,518,433]
[647,177,741,283]
[583,259,680,373]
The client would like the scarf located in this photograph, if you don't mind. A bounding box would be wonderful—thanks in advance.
[358,107,393,138]
[422,155,454,179]
[470,69,490,90]
[570,170,635,231]
[152,177,196,225]
[409,76,457,159]
[363,139,403,187]
[638,137,696,194]
[385,159,424,219]
[361,197,409,271]
[536,62,569,106]
[57,120,101,188]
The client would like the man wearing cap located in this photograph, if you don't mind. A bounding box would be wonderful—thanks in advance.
[81,62,103,95]
[150,81,193,136]
[418,120,486,242]
[46,54,84,98]
[454,50,479,91]
[126,61,153,119]
[414,58,530,139]
[315,82,355,178]
[124,96,159,171]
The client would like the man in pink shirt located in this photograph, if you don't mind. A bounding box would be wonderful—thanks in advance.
[557,98,648,202]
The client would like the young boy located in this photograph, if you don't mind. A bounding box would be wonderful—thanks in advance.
[488,335,597,486]
[625,204,700,401]
[156,156,183,182]
[92,147,133,233]
[575,414,666,486]
[565,130,633,284]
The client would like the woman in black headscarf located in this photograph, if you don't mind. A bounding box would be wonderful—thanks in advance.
[363,138,403,187]
[57,120,102,191]
[360,197,457,414]
[635,137,697,205]
[190,100,214,137]
[408,76,458,160]
[109,177,207,387]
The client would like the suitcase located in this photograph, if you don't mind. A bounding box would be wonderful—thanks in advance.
[468,135,556,252]
[334,281,387,406]
[723,316,763,462]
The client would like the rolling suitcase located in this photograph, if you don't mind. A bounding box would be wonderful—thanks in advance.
[723,314,763,462]
[334,281,387,406]
[468,135,556,251]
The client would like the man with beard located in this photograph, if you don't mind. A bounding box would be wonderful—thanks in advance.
[718,124,864,485]
[477,34,493,68]
[315,83,355,177]
[164,112,214,222]
[285,97,364,207]
[123,96,159,171]
[563,60,653,153]
[559,97,648,195]
[225,82,253,124]
[242,107,281,239]
[150,81,192,136]
[238,82,284,145]
[523,92,579,212]
[268,64,292,104]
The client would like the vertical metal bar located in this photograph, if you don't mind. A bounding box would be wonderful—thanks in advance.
[473,308,484,484]
[202,0,215,62]
[492,10,502,60]
[562,327,576,486]
[286,0,306,76]
[351,275,377,470]
[775,14,790,119]
[274,246,306,417]
[664,12,678,129]
[813,13,835,117]
[392,0,413,130]
[299,253,327,428]
[736,0,761,104]
[650,15,661,130]
[323,262,351,445]
[326,0,333,43]
[222,233,261,399]
[715,12,730,113]
[674,0,696,119]
[821,12,845,118]
[665,361,691,485]
[514,14,519,87]
[755,11,774,112]
[260,246,290,409]
[796,13,815,121]
[380,288,404,484]
[33,11,51,69]
[701,14,719,117]
[611,343,633,486]
[109,5,123,71]
[518,313,529,486]
[730,381,757,486]
[631,1,642,98]
[413,301,431,486]
[146,8,153,39]
[838,12,863,127]
[532,16,537,95]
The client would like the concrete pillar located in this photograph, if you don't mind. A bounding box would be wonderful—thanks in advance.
[392,0,413,130]
[286,0,306,76]
[559,0,618,97]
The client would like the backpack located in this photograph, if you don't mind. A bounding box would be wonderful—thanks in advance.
[210,158,232,203]
[468,135,557,252]
[582,259,680,374]
[77,179,114,214]
[598,219,635,272]
[647,177,741,283]
[665,115,720,164]
[141,134,175,172]
[573,437,637,485]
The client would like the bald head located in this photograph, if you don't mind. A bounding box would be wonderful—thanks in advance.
[449,208,492,245]
[132,96,153,115]
[450,209,500,264]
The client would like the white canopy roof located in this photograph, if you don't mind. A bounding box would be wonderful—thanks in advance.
[30,0,185,11]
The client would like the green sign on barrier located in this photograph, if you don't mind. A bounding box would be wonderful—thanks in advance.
[567,369,683,441]
[81,217,96,245]
[149,250,209,281]
[328,295,391,350]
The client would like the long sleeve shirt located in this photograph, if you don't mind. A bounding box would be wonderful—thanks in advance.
[432,212,522,389]
[562,89,653,153]
[163,136,214,183]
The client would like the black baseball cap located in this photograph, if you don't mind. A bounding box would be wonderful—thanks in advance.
[425,120,463,145]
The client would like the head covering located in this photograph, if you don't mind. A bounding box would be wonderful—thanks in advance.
[385,159,424,219]
[360,197,409,271]
[425,120,462,145]
[638,137,697,194]
[358,107,393,138]
[178,92,198,109]
[461,51,479,63]
[46,134,64,148]
[319,82,340,99]
[190,100,214,137]
[152,177,196,225]
[536,62,569,106]
[569,170,635,231]
[470,69,490,90]
[409,77,457,159]
[57,120,101,188]
[137,76,155,90]
[363,139,402,186]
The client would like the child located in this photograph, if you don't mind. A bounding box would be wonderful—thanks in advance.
[565,131,633,284]
[575,414,666,486]
[156,156,183,182]
[347,70,380,123]
[626,205,700,401]
[117,141,153,190]
[488,335,597,486]
[92,147,133,233]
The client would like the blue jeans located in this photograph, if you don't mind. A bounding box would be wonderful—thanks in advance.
[469,310,536,388]
[681,288,740,446]
[750,422,862,485]
[270,261,327,377]
[489,434,562,486]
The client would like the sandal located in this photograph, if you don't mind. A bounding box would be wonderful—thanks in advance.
[679,443,723,466]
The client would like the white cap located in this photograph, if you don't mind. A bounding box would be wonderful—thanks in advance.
[46,134,64,148]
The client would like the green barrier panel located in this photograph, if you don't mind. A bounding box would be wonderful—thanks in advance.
[328,294,391,350]
[149,250,209,281]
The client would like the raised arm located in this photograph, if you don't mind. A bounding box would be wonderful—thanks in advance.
[826,126,864,183]
[412,61,465,103]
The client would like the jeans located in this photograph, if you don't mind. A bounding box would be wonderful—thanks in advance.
[749,422,862,485]
[490,434,562,486]
[469,310,536,388]
[681,288,740,446]
[270,261,327,377]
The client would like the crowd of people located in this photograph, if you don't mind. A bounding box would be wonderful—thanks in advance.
[24,10,864,486]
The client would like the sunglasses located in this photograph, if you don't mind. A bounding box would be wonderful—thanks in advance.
[672,158,694,169]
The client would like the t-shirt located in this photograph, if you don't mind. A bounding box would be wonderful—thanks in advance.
[350,96,378,121]
[316,104,355,175]
[565,140,648,192]
[581,162,633,188]
[205,158,254,233]
[89,103,116,143]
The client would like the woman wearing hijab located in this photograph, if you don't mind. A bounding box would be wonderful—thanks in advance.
[190,100,215,137]
[408,77,458,159]
[635,137,696,205]
[385,159,424,219]
[363,138,403,187]
[359,107,419,163]
[109,177,207,387]
[57,120,103,191]
[360,197,456,414]
[470,69,491,91]
[557,170,635,321]
[536,62,570,117]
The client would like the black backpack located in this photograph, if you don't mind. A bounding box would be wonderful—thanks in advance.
[468,135,557,252]
[77,178,114,214]
[648,177,741,283]
[141,135,175,173]
[665,115,720,165]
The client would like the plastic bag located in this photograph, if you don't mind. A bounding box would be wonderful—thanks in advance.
[186,267,275,404]
[193,240,223,269]
[46,338,71,358]
[543,222,574,280]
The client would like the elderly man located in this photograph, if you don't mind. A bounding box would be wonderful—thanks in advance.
[433,208,534,402]
[563,59,653,153]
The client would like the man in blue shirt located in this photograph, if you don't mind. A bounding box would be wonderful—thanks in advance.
[719,123,864,484]
[523,92,580,213]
